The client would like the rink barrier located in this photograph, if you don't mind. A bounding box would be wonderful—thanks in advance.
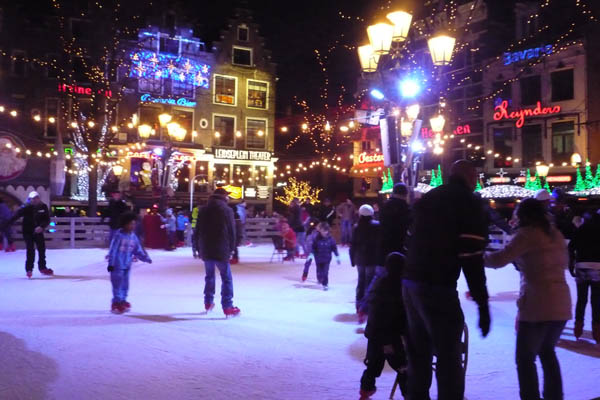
[244,218,281,242]
[7,217,110,249]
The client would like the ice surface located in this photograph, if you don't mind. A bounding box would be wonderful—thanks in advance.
[0,245,598,400]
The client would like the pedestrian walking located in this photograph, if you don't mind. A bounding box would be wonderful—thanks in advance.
[304,222,339,290]
[403,160,490,400]
[485,198,572,400]
[194,188,240,317]
[350,204,383,323]
[337,198,356,246]
[360,252,408,400]
[379,183,411,257]
[0,197,15,252]
[107,212,152,314]
[568,210,600,343]
[236,200,248,245]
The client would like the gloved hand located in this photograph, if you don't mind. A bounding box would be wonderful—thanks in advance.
[147,259,152,264]
[478,304,491,337]
[107,265,114,272]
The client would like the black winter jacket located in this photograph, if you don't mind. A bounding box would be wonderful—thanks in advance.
[568,214,600,269]
[364,269,406,344]
[10,202,50,235]
[288,204,304,233]
[350,217,383,266]
[379,197,411,256]
[194,195,236,262]
[106,199,129,230]
[405,177,489,306]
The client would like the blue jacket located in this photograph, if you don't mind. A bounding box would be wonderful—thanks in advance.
[311,233,339,264]
[236,204,247,224]
[161,215,176,232]
[0,203,12,223]
[176,214,189,231]
[108,230,151,270]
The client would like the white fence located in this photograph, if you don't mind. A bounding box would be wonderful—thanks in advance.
[9,217,110,249]
[245,218,280,242]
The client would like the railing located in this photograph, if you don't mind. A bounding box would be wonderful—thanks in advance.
[8,217,110,249]
[245,218,280,242]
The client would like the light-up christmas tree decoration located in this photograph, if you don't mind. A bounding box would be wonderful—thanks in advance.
[524,169,533,190]
[275,177,322,206]
[430,169,437,187]
[436,165,443,187]
[380,168,394,192]
[574,167,586,192]
[585,161,595,189]
[532,171,542,191]
[543,178,551,193]
[594,164,600,188]
[475,180,482,192]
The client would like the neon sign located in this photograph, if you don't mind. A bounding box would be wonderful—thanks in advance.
[58,83,112,98]
[127,151,194,162]
[503,45,553,66]
[493,101,561,128]
[421,124,471,138]
[357,152,384,165]
[130,51,210,88]
[214,148,272,161]
[140,94,196,108]
[516,175,572,183]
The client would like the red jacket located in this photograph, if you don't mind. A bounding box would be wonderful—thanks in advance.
[282,229,297,249]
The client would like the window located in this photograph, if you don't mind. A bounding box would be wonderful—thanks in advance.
[11,50,26,77]
[45,98,59,138]
[233,164,251,185]
[254,166,268,186]
[493,128,513,168]
[159,36,179,54]
[551,69,574,102]
[139,105,161,132]
[238,25,249,41]
[247,80,268,109]
[552,121,574,164]
[139,75,162,94]
[492,81,512,104]
[70,19,92,41]
[233,47,252,66]
[172,77,194,98]
[214,75,236,105]
[213,163,230,184]
[246,119,267,149]
[520,75,541,106]
[213,115,235,147]
[172,108,193,141]
[521,125,543,166]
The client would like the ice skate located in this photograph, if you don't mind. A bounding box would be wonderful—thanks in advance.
[230,257,239,265]
[39,268,54,276]
[223,306,241,317]
[205,303,215,312]
[26,271,32,279]
[6,243,16,252]
[574,320,583,339]
[111,302,125,314]
[122,301,131,312]
[301,273,307,282]
[359,388,376,399]
[322,285,328,291]
[357,312,367,324]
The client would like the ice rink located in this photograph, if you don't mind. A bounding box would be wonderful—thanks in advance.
[0,244,598,400]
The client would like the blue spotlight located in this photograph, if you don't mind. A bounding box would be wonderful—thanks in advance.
[400,79,421,98]
[370,89,385,100]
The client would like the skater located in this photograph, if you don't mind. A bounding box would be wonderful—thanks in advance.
[107,212,152,314]
[230,205,243,264]
[360,252,408,399]
[305,222,339,290]
[194,188,240,317]
[404,160,490,400]
[176,210,189,247]
[288,198,306,257]
[6,191,53,278]
[485,198,572,400]
[280,222,297,261]
[191,205,200,258]
[350,204,383,323]
[568,210,600,343]
[0,197,15,252]
[380,183,411,258]
[318,198,336,226]
[160,208,177,251]
[337,198,356,246]
[236,200,248,245]
[104,191,129,245]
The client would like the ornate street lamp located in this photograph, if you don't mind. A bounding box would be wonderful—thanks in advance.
[158,113,172,127]
[112,165,124,176]
[570,152,582,166]
[429,114,446,133]
[137,124,152,139]
[427,34,456,66]
[358,44,380,73]
[386,11,412,42]
[367,23,394,54]
[536,163,550,178]
[406,104,421,122]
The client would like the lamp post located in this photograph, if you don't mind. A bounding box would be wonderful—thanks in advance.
[189,174,206,212]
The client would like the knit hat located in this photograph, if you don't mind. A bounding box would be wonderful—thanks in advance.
[213,188,229,197]
[358,204,374,217]
[534,189,551,202]
[28,191,40,200]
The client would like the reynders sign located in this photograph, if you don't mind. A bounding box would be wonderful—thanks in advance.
[214,148,272,161]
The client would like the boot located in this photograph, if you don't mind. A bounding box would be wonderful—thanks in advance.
[301,273,307,282]
[593,322,600,344]
[574,320,584,339]
[111,302,126,314]
[205,303,214,312]
[26,270,32,279]
[40,268,54,276]
[223,306,241,317]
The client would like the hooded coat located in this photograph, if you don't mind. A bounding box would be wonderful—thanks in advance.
[194,194,236,262]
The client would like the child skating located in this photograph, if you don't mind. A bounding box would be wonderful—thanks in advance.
[107,212,152,314]
[304,222,339,290]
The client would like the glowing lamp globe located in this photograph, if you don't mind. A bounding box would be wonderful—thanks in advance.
[138,124,152,139]
[386,11,412,42]
[166,122,181,139]
[430,114,446,133]
[400,119,413,137]
[427,35,456,66]
[400,79,420,98]
[536,164,550,178]
[406,104,420,121]
[367,23,394,55]
[112,165,124,176]
[570,153,582,165]
[357,44,380,73]
[158,113,172,127]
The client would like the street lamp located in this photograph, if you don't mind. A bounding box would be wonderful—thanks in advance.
[367,23,394,54]
[112,165,124,176]
[358,44,380,73]
[570,152,582,166]
[158,113,172,127]
[386,11,412,42]
[536,163,550,178]
[406,104,420,121]
[138,124,152,139]
[429,114,446,133]
[427,35,457,66]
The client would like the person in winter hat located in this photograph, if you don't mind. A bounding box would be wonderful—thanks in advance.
[360,252,408,399]
[350,204,383,323]
[379,183,411,258]
[0,197,15,252]
[485,199,571,400]
[5,191,53,278]
[568,210,600,343]
[160,208,177,251]
[176,210,189,247]
[193,188,240,317]
[305,222,339,290]
[107,212,152,314]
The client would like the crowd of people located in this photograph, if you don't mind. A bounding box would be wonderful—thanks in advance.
[2,158,600,400]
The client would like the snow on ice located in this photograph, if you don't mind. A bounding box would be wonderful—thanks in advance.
[0,245,598,400]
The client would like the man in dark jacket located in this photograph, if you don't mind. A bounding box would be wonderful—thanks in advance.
[403,160,490,400]
[7,191,53,278]
[318,198,336,226]
[194,188,240,317]
[380,183,411,257]
[105,191,129,244]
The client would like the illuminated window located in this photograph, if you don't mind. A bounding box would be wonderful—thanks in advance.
[233,47,252,66]
[247,80,268,109]
[493,128,513,168]
[552,121,574,164]
[214,75,237,105]
[246,118,266,149]
[172,108,193,141]
[214,115,235,147]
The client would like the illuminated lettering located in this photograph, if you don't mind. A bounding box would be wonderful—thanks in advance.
[493,101,561,128]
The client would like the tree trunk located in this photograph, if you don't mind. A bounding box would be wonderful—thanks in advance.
[89,163,98,217]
